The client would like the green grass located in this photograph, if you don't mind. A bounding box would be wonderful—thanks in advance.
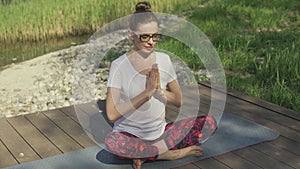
[0,0,204,43]
[1,0,299,112]
[0,0,205,67]
[156,0,300,112]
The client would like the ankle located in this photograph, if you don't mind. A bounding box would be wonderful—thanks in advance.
[157,150,179,160]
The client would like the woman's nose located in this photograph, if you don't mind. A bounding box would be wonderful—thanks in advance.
[148,37,154,44]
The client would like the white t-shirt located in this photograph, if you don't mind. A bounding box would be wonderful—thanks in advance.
[107,51,177,140]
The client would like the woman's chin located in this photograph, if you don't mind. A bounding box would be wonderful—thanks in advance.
[139,48,154,55]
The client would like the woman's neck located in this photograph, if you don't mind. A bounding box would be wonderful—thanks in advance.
[132,47,153,58]
[126,50,156,75]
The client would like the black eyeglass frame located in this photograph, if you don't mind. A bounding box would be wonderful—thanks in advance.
[133,32,162,42]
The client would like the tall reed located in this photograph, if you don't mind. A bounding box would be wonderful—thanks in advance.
[0,0,204,44]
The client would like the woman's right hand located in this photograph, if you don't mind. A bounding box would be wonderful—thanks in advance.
[145,64,159,95]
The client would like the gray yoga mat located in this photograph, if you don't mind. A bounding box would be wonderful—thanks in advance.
[3,112,279,169]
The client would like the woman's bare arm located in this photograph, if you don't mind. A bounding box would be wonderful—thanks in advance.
[106,87,154,123]
[106,66,159,123]
[164,80,182,107]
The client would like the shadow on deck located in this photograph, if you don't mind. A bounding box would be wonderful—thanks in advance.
[0,82,299,169]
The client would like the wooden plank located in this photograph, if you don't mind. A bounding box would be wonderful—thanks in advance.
[233,147,295,169]
[213,152,262,169]
[44,109,96,148]
[199,94,300,144]
[220,95,300,154]
[226,103,300,142]
[225,86,300,121]
[60,105,79,123]
[199,84,300,132]
[196,89,300,142]
[252,141,300,168]
[166,97,211,119]
[196,86,300,168]
[193,158,231,169]
[192,91,300,168]
[166,105,180,122]
[0,118,40,163]
[0,83,298,169]
[76,101,104,116]
[269,136,300,155]
[199,82,300,121]
[25,112,82,153]
[73,101,114,144]
[193,83,300,132]
[228,89,300,120]
[0,139,18,168]
[198,92,300,144]
[225,95,300,132]
[7,115,62,158]
[173,163,202,169]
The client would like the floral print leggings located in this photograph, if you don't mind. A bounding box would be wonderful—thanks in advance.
[105,115,217,161]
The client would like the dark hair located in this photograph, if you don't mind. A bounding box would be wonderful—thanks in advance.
[129,1,159,31]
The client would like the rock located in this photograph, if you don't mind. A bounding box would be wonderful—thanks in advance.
[19,153,24,157]
[0,32,207,118]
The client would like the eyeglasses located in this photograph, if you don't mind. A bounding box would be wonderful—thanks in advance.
[135,33,162,42]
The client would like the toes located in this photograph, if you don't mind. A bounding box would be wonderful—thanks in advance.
[191,145,203,151]
[191,146,204,156]
[133,159,145,169]
[133,159,140,169]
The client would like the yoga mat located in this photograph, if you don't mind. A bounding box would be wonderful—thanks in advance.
[3,113,279,169]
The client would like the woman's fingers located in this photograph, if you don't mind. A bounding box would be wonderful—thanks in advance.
[149,71,156,80]
[146,70,157,92]
[151,64,160,89]
[146,64,160,92]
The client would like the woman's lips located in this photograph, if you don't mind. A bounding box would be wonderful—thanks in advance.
[145,46,153,50]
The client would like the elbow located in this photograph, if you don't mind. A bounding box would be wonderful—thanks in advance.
[175,100,183,108]
[106,112,118,124]
[176,94,183,108]
[171,96,182,108]
[107,115,116,124]
[106,107,118,124]
[107,115,118,124]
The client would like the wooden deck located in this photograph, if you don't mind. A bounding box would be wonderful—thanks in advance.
[0,82,299,169]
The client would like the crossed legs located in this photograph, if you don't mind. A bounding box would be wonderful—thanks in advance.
[105,116,217,168]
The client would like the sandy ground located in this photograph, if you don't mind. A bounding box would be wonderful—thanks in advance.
[0,51,62,118]
[0,52,59,92]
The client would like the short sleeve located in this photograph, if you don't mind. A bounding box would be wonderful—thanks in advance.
[107,62,122,89]
[166,55,177,83]
[156,52,178,89]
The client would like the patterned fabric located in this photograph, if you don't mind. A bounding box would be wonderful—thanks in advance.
[105,115,217,161]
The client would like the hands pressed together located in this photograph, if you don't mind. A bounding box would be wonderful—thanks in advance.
[146,64,167,104]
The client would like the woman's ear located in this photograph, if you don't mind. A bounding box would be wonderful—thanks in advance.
[128,29,134,40]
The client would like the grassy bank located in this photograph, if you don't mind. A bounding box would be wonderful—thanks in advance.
[1,0,299,112]
[157,0,300,112]
[0,0,202,43]
[0,0,204,66]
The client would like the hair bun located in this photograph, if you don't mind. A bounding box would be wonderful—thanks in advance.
[135,1,151,13]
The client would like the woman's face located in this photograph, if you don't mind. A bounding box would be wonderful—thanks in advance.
[130,21,159,54]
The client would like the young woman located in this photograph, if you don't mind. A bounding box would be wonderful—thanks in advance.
[105,1,217,169]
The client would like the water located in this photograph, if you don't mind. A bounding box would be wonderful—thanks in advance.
[0,35,89,69]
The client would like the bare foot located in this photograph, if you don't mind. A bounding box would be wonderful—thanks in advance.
[132,159,145,169]
[157,145,204,161]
